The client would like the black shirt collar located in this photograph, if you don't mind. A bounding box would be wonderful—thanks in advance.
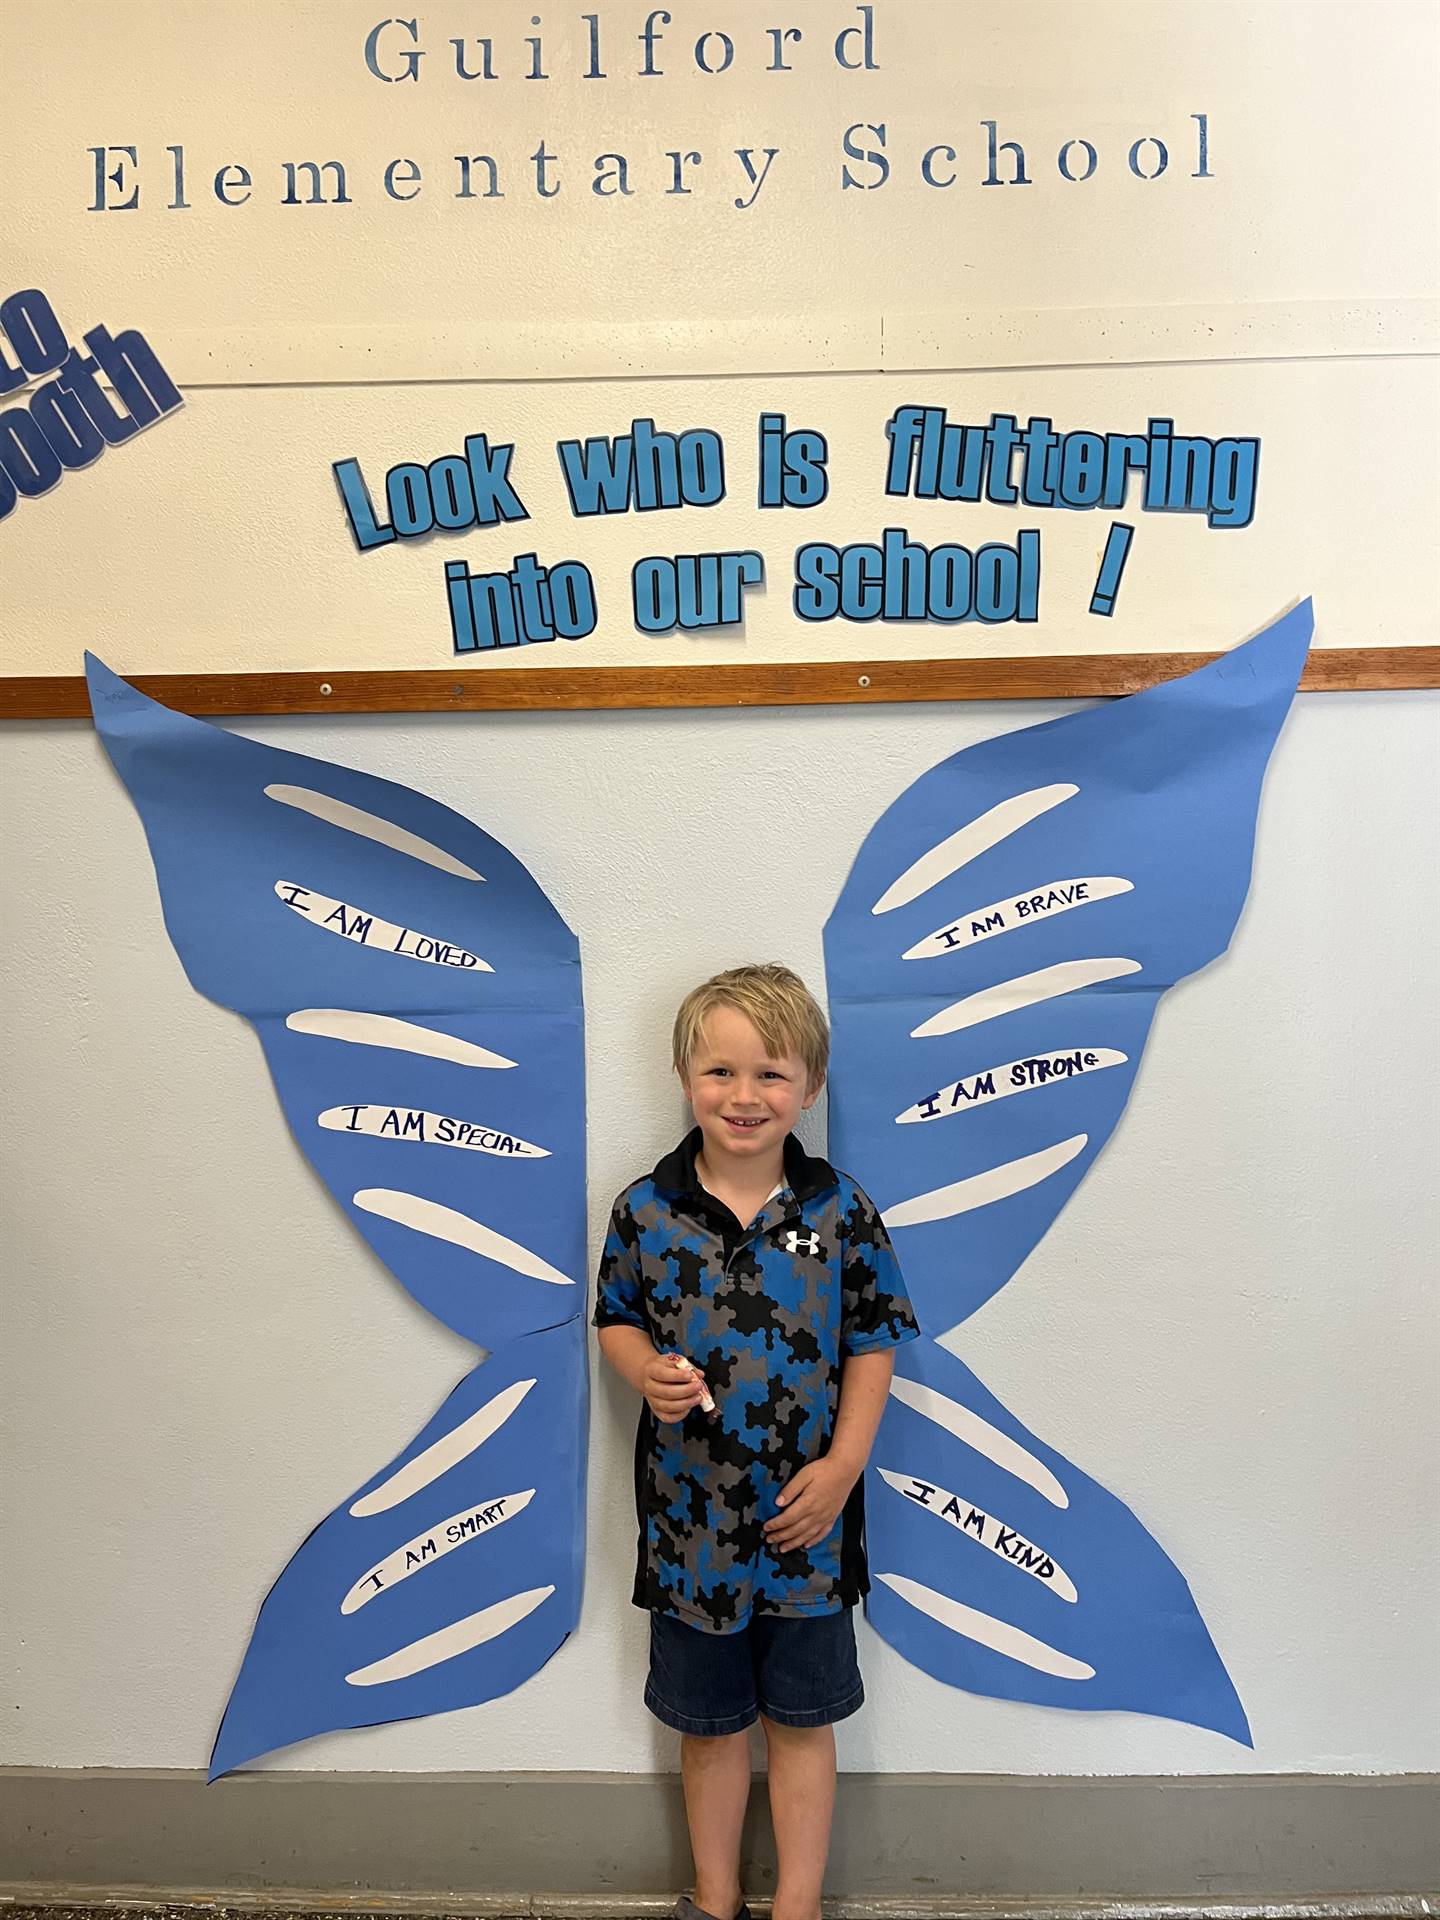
[652,1126,837,1209]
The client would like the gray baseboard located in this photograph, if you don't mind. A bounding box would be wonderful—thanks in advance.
[1,1770,1436,1909]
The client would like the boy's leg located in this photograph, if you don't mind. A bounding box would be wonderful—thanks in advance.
[680,1730,752,1920]
[758,1718,836,1920]
[751,1609,862,1920]
[645,1614,758,1920]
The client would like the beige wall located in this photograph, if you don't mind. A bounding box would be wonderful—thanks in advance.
[2,0,1437,672]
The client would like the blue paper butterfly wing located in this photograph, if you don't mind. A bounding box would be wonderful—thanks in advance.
[866,1341,1251,1744]
[209,1320,586,1777]
[826,604,1311,1742]
[85,656,587,1773]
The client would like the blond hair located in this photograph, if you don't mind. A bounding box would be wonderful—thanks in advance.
[672,964,829,1091]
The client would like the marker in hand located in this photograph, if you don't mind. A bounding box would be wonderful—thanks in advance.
[671,1353,716,1414]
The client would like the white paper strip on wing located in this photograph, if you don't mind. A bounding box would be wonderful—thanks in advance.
[887,1376,1068,1509]
[350,1379,536,1517]
[882,1134,1087,1230]
[904,878,1132,959]
[877,1468,1077,1601]
[910,958,1143,1038]
[345,1586,555,1686]
[264,784,484,881]
[341,1489,536,1613]
[319,1106,548,1158]
[871,785,1079,915]
[275,882,493,971]
[897,1048,1127,1124]
[353,1189,573,1286]
[877,1573,1094,1680]
[286,1009,516,1070]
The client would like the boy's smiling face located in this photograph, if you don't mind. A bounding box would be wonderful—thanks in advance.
[680,1003,820,1176]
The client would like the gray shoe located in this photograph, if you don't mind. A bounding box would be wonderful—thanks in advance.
[675,1898,752,1920]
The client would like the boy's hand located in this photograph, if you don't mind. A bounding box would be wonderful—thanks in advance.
[763,1455,861,1553]
[642,1351,714,1424]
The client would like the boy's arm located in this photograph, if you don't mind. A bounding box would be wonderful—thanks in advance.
[594,1193,706,1422]
[828,1346,897,1476]
[762,1347,895,1553]
[597,1323,711,1424]
[596,1322,656,1395]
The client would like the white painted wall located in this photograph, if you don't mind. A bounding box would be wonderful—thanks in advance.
[3,690,1437,1775]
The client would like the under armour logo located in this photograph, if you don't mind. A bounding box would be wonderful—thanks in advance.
[783,1230,821,1257]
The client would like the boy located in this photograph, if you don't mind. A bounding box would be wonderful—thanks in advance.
[594,964,919,1920]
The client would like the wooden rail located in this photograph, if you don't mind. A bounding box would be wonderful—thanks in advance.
[2,648,1435,720]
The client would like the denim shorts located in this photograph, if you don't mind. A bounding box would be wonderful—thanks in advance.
[644,1607,864,1736]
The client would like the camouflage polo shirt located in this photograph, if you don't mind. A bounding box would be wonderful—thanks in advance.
[594,1129,919,1633]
